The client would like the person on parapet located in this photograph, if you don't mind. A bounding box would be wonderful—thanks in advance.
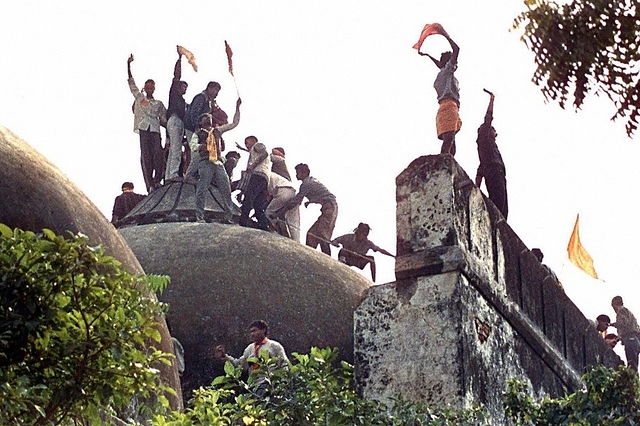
[183,81,226,184]
[165,47,190,184]
[111,182,146,225]
[238,136,272,231]
[611,295,640,372]
[265,170,300,241]
[418,26,461,155]
[282,164,338,255]
[605,333,620,349]
[595,314,611,338]
[531,248,562,288]
[270,147,291,181]
[127,54,167,193]
[475,89,508,219]
[331,223,395,282]
[215,320,289,397]
[190,98,241,223]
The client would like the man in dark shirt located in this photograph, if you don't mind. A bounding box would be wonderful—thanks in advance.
[111,182,145,225]
[183,81,226,184]
[475,89,508,219]
[165,47,189,183]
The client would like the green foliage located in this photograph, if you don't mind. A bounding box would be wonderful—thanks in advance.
[153,346,486,426]
[0,224,173,425]
[146,273,171,294]
[504,364,640,425]
[513,0,640,136]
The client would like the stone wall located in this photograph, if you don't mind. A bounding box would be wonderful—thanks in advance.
[354,155,620,423]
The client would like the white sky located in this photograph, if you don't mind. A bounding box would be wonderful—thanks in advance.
[2,1,639,350]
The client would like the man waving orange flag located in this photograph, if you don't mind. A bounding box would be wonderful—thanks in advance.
[567,214,599,279]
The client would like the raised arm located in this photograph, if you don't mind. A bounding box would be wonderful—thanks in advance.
[475,167,484,187]
[127,54,141,98]
[217,98,242,134]
[482,88,495,126]
[173,48,182,81]
[127,54,134,79]
[445,35,459,64]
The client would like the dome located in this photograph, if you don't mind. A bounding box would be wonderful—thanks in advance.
[0,126,182,410]
[119,222,371,395]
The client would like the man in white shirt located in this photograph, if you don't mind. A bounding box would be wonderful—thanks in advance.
[127,54,167,193]
[216,320,288,396]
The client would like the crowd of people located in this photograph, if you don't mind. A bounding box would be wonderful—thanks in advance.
[115,46,396,282]
[115,28,515,282]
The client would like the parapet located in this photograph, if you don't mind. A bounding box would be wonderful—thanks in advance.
[354,155,620,423]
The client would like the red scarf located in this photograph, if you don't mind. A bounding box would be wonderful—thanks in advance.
[252,338,268,369]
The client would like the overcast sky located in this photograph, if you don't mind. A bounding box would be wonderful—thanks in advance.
[2,1,639,347]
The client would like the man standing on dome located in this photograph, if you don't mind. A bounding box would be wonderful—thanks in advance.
[111,182,145,225]
[164,46,190,184]
[183,81,227,184]
[283,163,337,255]
[270,147,291,181]
[238,135,271,231]
[127,54,167,193]
[190,97,241,224]
[265,170,300,241]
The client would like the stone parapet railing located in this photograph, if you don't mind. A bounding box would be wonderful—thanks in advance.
[355,155,619,424]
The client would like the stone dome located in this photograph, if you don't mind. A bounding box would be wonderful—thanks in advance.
[0,126,182,411]
[119,222,372,396]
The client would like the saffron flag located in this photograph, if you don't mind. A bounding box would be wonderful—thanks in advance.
[567,214,599,279]
[177,45,198,72]
[412,23,447,50]
[225,40,234,76]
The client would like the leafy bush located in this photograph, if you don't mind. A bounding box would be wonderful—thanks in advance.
[504,364,640,425]
[153,347,486,426]
[0,224,172,425]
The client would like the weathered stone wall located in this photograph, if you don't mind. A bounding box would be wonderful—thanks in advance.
[355,155,620,423]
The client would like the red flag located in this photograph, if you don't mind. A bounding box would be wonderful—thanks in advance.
[412,23,446,50]
[567,214,599,279]
[225,40,234,76]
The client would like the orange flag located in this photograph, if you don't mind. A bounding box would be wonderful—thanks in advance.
[567,214,599,279]
[177,45,198,72]
[225,40,234,76]
[412,23,446,50]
